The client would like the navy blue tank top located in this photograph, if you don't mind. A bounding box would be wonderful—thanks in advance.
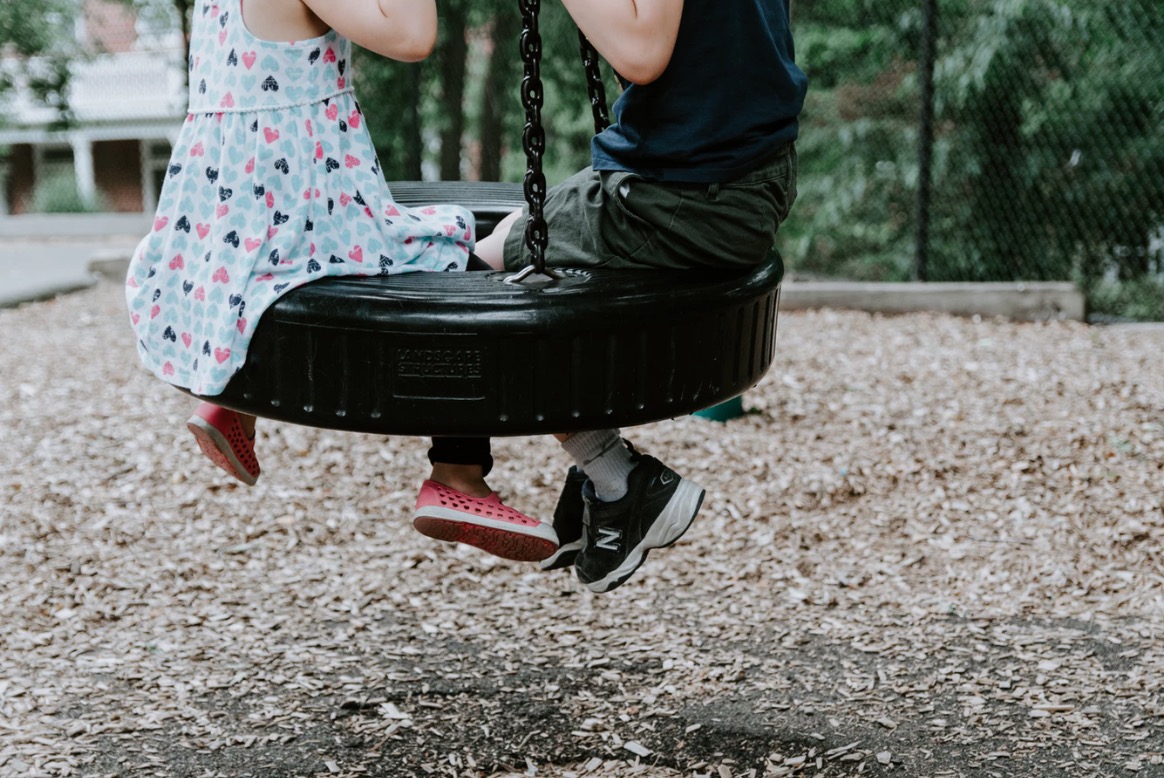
[591,0,807,183]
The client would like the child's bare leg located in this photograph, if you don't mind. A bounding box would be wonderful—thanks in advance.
[474,209,523,270]
[238,411,257,437]
[428,462,490,498]
[414,436,558,561]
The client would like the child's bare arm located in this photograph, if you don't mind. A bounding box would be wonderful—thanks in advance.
[300,0,438,62]
[560,0,683,85]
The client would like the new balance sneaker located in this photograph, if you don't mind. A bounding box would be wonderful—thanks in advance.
[574,454,705,593]
[538,467,588,571]
[413,480,559,562]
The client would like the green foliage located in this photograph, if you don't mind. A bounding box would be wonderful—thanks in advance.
[794,23,901,89]
[0,0,79,115]
[0,0,73,56]
[781,4,919,280]
[20,0,1154,320]
[1088,276,1164,322]
[929,0,1164,285]
[353,50,427,182]
[355,4,613,184]
[30,169,107,213]
[782,0,1164,324]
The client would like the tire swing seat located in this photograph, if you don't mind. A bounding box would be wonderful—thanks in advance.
[192,6,785,438]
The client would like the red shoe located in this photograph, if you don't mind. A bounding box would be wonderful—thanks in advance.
[186,403,261,486]
[413,480,558,562]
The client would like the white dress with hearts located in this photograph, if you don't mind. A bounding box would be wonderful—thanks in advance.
[126,0,473,396]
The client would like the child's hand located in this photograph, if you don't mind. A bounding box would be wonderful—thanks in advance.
[302,0,438,62]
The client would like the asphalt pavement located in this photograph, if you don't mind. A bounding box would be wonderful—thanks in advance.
[0,237,137,308]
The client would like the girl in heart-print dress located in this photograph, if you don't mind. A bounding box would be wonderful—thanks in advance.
[126,0,559,564]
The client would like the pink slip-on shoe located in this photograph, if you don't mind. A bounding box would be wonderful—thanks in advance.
[413,480,558,562]
[186,402,261,486]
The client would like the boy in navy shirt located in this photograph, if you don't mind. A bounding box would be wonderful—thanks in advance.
[473,0,807,592]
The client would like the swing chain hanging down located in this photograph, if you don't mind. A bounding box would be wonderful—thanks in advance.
[578,32,610,135]
[509,0,558,284]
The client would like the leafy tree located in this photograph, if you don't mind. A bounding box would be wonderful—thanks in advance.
[934,0,1164,283]
[781,0,920,279]
[0,0,82,121]
[782,0,1163,297]
[356,2,614,185]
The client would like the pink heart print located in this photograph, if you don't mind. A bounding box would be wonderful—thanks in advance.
[213,267,230,283]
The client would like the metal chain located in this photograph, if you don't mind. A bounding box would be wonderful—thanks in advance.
[511,6,611,282]
[578,33,610,134]
[515,0,550,279]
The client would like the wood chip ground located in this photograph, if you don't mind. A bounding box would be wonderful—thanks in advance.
[1,282,1162,777]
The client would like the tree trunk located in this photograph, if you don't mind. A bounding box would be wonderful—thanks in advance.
[175,0,192,88]
[438,11,468,181]
[402,63,424,181]
[478,7,520,182]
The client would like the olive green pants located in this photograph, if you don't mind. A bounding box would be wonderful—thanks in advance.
[503,143,797,271]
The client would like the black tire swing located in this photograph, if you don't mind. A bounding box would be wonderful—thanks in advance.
[195,0,785,437]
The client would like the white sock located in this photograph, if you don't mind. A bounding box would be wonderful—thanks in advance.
[561,429,635,502]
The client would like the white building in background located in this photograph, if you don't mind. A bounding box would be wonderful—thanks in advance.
[0,0,185,215]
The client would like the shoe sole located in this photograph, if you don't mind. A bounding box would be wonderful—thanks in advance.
[538,538,584,571]
[187,416,258,486]
[414,507,559,563]
[581,478,705,593]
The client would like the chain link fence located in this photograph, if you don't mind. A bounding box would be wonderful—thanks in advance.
[5,1,1162,317]
[785,0,1164,318]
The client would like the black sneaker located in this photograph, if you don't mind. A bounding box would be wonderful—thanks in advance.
[574,454,705,593]
[539,467,588,570]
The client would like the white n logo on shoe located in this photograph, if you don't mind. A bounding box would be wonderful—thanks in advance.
[595,527,621,551]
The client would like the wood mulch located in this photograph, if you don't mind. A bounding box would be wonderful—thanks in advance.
[1,282,1161,777]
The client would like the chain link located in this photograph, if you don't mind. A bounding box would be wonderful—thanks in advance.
[578,33,610,134]
[517,0,548,275]
[514,5,611,280]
